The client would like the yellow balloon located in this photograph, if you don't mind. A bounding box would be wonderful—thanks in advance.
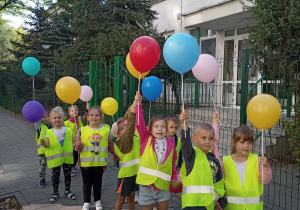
[55,76,81,104]
[126,53,150,79]
[246,94,281,130]
[101,97,118,115]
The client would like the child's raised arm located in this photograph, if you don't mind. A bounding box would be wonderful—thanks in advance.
[211,112,224,174]
[135,93,150,143]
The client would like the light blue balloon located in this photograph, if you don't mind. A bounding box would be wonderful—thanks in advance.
[141,76,163,101]
[163,33,200,74]
[22,57,41,76]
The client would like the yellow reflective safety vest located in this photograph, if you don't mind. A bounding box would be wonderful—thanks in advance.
[64,117,83,136]
[224,153,263,210]
[114,135,141,178]
[35,123,48,155]
[45,128,74,168]
[136,136,173,191]
[175,137,181,166]
[80,126,109,167]
[181,147,215,209]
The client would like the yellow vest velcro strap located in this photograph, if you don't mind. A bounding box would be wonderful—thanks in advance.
[81,157,107,163]
[119,158,140,168]
[138,166,171,181]
[82,146,108,152]
[47,152,73,161]
[182,186,214,195]
[227,196,263,205]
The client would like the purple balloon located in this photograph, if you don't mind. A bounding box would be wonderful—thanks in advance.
[192,54,219,83]
[22,101,45,123]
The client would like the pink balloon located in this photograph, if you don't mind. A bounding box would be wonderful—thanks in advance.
[80,85,93,102]
[192,54,219,83]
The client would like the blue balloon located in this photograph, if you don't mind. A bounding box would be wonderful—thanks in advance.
[163,33,200,74]
[141,76,163,101]
[22,101,45,123]
[22,57,41,76]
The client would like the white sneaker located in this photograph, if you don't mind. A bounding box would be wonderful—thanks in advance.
[82,203,90,210]
[95,200,103,210]
[72,166,78,173]
[134,192,139,203]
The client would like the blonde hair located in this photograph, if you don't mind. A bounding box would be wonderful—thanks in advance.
[193,123,215,136]
[87,106,104,125]
[231,125,254,154]
[50,106,65,124]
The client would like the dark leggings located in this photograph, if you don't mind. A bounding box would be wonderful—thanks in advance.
[81,166,104,203]
[72,149,78,167]
[52,163,72,193]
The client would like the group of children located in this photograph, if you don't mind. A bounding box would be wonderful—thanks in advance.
[34,91,272,210]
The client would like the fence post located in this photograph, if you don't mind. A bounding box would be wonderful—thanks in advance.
[54,66,57,107]
[114,56,124,120]
[129,75,135,105]
[240,48,250,125]
[164,77,167,117]
[89,60,98,107]
[195,27,200,108]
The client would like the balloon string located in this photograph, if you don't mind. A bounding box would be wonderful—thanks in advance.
[181,74,186,138]
[261,129,264,192]
[112,115,115,123]
[208,84,223,127]
[32,77,35,101]
[137,73,141,125]
[149,101,151,125]
[74,111,78,131]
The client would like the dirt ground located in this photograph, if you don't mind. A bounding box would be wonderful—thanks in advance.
[0,196,22,210]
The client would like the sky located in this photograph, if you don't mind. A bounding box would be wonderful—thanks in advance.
[2,14,25,28]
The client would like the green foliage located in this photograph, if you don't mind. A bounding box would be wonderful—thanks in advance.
[282,102,300,166]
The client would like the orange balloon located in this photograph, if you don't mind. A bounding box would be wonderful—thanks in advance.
[126,53,149,79]
[55,77,81,104]
[246,94,281,130]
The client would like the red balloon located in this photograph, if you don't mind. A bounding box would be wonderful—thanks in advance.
[130,36,161,73]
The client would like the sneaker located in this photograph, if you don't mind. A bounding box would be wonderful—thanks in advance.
[134,191,139,203]
[95,200,103,210]
[65,191,76,200]
[39,179,46,188]
[49,193,59,202]
[72,166,78,173]
[71,171,75,177]
[82,202,90,210]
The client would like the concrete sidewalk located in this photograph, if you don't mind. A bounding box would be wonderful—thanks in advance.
[0,109,181,210]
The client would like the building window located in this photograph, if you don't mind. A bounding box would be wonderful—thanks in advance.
[225,29,235,37]
[237,27,248,35]
[201,39,216,57]
[210,30,216,36]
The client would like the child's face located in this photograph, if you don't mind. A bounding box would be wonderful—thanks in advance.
[87,109,101,126]
[117,121,127,137]
[193,129,215,154]
[151,120,166,139]
[234,139,253,156]
[69,106,79,117]
[41,113,49,124]
[51,113,64,128]
[166,120,179,137]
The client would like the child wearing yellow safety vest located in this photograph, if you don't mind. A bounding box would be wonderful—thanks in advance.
[135,92,179,209]
[222,126,272,210]
[34,110,52,188]
[112,92,140,210]
[75,106,118,210]
[40,107,76,202]
[166,116,183,171]
[64,103,88,176]
[179,109,227,210]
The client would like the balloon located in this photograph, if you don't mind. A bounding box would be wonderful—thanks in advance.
[101,97,118,115]
[126,53,150,79]
[55,77,81,104]
[130,36,161,73]
[192,54,219,83]
[163,33,200,74]
[22,57,41,76]
[141,76,163,101]
[80,85,93,102]
[247,94,282,130]
[22,101,45,123]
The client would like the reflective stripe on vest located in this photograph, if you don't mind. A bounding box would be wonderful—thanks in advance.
[82,146,108,152]
[138,166,171,181]
[182,186,214,194]
[119,158,140,168]
[47,152,73,161]
[80,157,107,163]
[227,196,263,205]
